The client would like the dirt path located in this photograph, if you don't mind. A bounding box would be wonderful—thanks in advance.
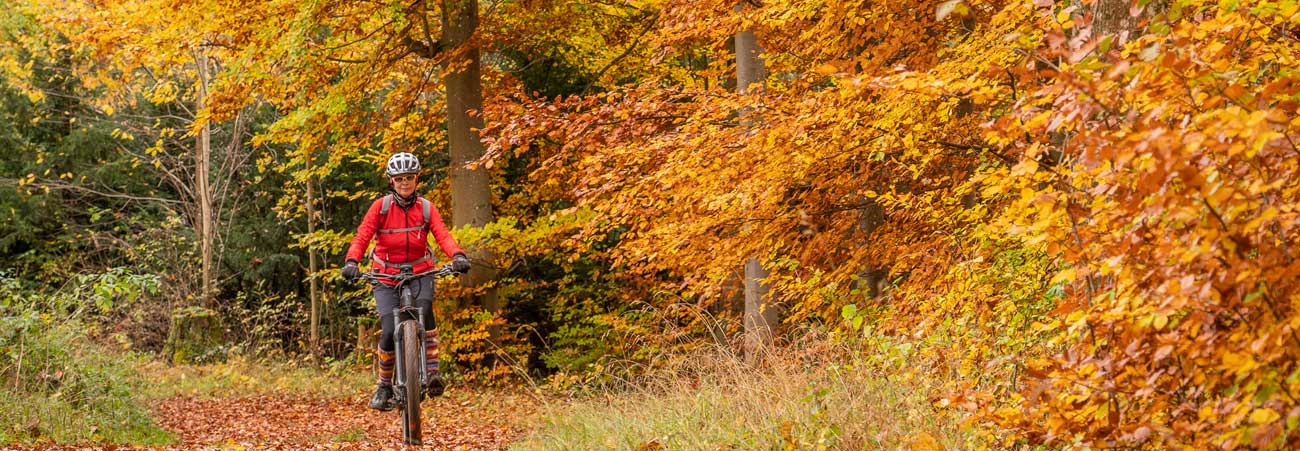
[146,390,536,450]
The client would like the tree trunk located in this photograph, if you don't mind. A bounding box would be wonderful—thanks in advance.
[1091,0,1164,44]
[306,155,321,363]
[194,49,215,307]
[743,258,776,353]
[856,199,888,298]
[735,2,776,359]
[442,0,501,341]
[735,36,764,94]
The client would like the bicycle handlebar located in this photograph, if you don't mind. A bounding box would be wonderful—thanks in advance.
[357,264,462,285]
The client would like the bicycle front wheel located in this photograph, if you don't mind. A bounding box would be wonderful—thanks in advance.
[399,321,423,445]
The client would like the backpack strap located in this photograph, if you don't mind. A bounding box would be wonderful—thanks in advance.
[420,197,431,230]
[370,251,432,269]
[379,194,393,215]
[376,195,433,234]
[371,196,437,268]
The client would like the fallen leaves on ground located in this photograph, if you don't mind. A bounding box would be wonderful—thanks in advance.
[4,389,538,450]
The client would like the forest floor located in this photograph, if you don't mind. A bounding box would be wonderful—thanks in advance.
[146,388,536,450]
[1,357,541,451]
[5,386,538,451]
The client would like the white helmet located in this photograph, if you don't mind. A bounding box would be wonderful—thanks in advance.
[385,152,420,177]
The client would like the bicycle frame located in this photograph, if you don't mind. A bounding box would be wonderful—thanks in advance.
[392,275,426,407]
[361,264,458,400]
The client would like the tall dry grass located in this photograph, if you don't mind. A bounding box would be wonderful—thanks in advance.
[513,330,963,450]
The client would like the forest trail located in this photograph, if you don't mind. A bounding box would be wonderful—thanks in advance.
[148,391,530,450]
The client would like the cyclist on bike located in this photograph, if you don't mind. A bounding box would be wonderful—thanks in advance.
[341,152,472,411]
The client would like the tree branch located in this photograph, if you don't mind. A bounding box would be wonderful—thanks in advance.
[582,13,659,96]
[4,178,182,205]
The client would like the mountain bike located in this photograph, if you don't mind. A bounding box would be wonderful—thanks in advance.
[359,264,462,445]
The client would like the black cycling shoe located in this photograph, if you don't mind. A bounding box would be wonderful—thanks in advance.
[426,373,446,398]
[369,384,395,411]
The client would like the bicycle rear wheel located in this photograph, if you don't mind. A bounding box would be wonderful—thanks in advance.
[399,321,423,445]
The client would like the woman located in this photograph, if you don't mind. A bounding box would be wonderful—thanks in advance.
[341,152,471,410]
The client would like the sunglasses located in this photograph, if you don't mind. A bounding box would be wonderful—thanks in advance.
[391,174,417,183]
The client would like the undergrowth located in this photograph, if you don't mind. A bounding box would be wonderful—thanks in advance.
[0,272,172,445]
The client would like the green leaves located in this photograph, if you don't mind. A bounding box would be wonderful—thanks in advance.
[840,303,864,332]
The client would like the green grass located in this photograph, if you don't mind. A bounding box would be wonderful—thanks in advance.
[0,337,173,445]
[330,427,368,443]
[0,389,174,445]
[512,338,963,450]
[139,354,374,400]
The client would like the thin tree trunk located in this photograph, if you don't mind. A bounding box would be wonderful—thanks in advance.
[856,199,887,297]
[307,155,321,363]
[743,258,776,352]
[442,0,501,342]
[735,2,775,360]
[194,49,215,307]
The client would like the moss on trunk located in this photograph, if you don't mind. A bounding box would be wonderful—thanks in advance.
[163,307,226,364]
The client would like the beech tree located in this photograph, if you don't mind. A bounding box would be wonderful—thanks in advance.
[440,0,500,334]
[734,1,776,358]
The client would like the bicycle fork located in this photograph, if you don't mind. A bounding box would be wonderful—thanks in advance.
[392,289,428,404]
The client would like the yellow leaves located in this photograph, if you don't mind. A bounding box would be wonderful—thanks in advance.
[990,406,1021,422]
[1250,408,1280,425]
[908,432,944,451]
[1065,310,1089,332]
[813,63,838,76]
[1049,267,1076,285]
[110,128,136,141]
[1151,313,1169,331]
[1009,159,1038,177]
[1244,207,1279,230]
[15,173,37,188]
[1221,352,1260,379]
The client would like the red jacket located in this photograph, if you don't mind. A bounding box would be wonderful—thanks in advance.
[346,194,465,284]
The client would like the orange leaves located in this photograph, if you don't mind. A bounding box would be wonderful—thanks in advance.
[149,392,530,448]
[960,0,1300,447]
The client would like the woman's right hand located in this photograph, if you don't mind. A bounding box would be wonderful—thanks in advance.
[342,261,361,281]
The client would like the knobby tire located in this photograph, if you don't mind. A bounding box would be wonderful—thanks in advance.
[400,322,423,445]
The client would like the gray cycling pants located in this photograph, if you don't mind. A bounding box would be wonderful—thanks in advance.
[373,275,436,352]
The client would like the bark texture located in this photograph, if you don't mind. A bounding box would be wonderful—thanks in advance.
[441,0,501,338]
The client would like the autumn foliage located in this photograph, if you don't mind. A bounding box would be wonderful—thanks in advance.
[973,1,1300,447]
[490,0,1300,447]
[6,0,1300,448]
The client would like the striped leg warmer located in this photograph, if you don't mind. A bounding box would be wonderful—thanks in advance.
[376,348,395,386]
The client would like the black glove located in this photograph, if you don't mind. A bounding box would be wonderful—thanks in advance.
[451,253,471,274]
[342,260,361,281]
